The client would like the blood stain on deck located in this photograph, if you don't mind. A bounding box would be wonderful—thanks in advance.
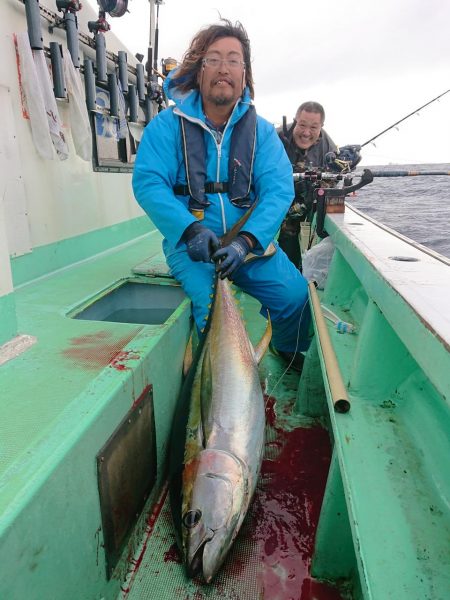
[62,329,141,369]
[160,390,343,598]
[252,424,340,599]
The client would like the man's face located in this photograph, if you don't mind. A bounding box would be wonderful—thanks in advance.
[198,36,246,109]
[292,110,323,150]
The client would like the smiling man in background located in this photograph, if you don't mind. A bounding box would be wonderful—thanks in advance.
[278,101,337,268]
[280,101,337,169]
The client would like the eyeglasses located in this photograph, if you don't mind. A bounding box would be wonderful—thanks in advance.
[202,57,245,70]
[295,123,321,133]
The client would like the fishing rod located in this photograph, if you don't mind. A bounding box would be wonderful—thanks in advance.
[146,0,156,82]
[294,169,450,183]
[360,89,450,148]
[354,169,450,177]
[153,0,160,72]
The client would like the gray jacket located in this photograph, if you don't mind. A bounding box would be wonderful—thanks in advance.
[278,122,337,168]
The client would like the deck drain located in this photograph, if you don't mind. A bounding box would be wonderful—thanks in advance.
[347,222,364,225]
[388,256,420,262]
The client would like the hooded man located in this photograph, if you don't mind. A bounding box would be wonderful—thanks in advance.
[133,19,310,369]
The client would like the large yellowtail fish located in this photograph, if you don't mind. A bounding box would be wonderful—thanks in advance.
[169,212,272,582]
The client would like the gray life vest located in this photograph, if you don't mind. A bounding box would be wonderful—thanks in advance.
[173,105,257,217]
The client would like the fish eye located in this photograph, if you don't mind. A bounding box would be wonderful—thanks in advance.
[182,509,202,528]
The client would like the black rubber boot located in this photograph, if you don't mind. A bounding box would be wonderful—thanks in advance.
[278,229,301,269]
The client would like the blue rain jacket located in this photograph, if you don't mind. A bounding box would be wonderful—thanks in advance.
[132,72,294,258]
[132,73,310,353]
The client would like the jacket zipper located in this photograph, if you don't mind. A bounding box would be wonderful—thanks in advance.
[174,102,242,235]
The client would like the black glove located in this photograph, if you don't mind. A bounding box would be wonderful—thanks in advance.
[212,235,251,279]
[182,222,220,262]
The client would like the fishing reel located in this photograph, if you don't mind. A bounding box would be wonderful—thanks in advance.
[289,168,332,222]
[325,145,362,173]
[147,80,164,106]
[56,0,82,12]
[88,13,111,33]
[88,0,128,35]
[162,57,178,77]
[96,0,128,18]
[293,167,342,199]
[315,169,374,237]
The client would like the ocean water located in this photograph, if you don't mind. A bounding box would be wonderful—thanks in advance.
[347,163,450,259]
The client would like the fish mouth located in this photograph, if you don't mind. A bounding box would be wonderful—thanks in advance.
[186,542,206,578]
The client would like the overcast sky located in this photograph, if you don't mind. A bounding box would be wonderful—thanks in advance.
[87,0,450,166]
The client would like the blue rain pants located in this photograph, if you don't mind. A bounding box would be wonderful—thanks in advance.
[167,245,311,353]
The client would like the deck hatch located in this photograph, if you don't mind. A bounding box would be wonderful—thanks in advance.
[73,281,185,325]
[97,386,156,579]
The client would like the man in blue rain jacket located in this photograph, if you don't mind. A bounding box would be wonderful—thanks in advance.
[133,19,310,368]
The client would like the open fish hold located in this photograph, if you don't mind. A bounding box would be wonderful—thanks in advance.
[169,213,272,582]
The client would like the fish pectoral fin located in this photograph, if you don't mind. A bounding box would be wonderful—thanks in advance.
[253,309,272,364]
[244,241,277,264]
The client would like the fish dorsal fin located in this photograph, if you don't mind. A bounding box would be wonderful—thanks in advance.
[253,311,272,365]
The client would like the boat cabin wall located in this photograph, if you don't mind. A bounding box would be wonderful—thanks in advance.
[0,188,17,345]
[0,0,153,296]
[0,0,156,343]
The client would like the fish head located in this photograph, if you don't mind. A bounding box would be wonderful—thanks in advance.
[182,449,246,582]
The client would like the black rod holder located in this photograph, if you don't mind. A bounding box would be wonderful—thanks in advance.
[136,63,146,102]
[144,95,153,124]
[64,11,80,68]
[108,73,119,117]
[25,0,43,50]
[84,59,96,111]
[128,84,138,122]
[95,33,108,83]
[49,42,66,98]
[118,50,128,91]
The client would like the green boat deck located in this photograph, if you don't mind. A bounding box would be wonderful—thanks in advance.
[1,207,449,599]
[0,230,342,599]
[0,231,191,599]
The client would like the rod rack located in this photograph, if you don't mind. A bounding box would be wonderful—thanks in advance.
[19,0,138,77]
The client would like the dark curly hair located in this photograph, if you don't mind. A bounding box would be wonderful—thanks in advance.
[170,19,254,99]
